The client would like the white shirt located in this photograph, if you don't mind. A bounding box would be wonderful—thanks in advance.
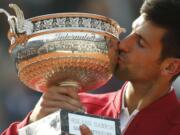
[119,87,139,133]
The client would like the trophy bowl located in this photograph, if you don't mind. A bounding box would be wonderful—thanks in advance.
[0,4,125,92]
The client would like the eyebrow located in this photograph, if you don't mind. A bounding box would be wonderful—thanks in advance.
[136,33,149,45]
[132,21,150,47]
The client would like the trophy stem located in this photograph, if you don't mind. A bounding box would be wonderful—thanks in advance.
[58,80,81,90]
[58,80,85,113]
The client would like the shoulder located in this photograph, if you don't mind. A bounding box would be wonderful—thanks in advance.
[173,100,180,118]
[171,99,180,121]
[168,100,180,134]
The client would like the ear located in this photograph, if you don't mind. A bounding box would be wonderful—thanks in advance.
[161,58,180,76]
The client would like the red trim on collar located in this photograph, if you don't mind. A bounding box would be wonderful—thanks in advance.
[113,81,129,116]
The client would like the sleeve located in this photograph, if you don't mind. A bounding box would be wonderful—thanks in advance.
[168,106,180,135]
[79,92,119,118]
[1,112,31,135]
[168,125,180,135]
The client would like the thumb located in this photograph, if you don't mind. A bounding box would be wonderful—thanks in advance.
[80,124,93,135]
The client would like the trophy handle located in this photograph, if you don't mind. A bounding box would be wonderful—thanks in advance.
[0,3,33,45]
[0,7,17,35]
[9,3,26,34]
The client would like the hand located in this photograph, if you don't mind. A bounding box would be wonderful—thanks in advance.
[80,125,93,135]
[29,85,83,123]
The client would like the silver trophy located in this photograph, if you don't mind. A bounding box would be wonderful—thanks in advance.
[0,4,125,135]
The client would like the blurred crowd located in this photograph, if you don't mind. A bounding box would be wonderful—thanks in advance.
[0,0,179,132]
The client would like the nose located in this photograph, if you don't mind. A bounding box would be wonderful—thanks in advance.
[118,34,134,53]
[118,39,129,53]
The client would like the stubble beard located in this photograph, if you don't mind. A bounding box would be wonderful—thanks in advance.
[113,63,130,81]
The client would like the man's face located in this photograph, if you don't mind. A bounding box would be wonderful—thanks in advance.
[114,15,167,83]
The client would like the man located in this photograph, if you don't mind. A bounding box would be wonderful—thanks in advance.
[2,0,180,134]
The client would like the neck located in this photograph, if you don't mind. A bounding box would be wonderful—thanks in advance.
[124,80,171,114]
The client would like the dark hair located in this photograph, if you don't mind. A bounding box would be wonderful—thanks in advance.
[140,0,180,80]
[141,0,180,59]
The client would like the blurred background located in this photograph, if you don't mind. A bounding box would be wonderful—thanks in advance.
[0,0,179,132]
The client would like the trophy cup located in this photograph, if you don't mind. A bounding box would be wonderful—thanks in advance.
[0,4,125,135]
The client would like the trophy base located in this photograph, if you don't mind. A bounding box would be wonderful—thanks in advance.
[18,110,121,135]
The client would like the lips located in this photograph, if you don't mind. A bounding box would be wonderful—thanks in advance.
[118,52,125,63]
[119,48,128,58]
[117,57,124,66]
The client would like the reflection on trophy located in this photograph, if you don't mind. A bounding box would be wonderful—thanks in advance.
[0,4,125,135]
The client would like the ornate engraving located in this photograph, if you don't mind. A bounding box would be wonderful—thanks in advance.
[70,17,79,27]
[1,4,124,92]
[34,21,42,31]
[44,19,54,29]
[13,39,108,62]
[82,18,91,28]
[56,18,66,27]
[31,17,121,37]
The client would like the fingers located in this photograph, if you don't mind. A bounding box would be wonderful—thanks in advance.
[41,95,82,111]
[44,86,83,110]
[80,125,93,135]
[48,86,80,100]
[42,92,82,109]
[29,85,83,123]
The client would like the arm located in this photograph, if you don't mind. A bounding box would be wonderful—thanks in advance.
[29,86,83,123]
[1,112,31,135]
[1,85,83,135]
